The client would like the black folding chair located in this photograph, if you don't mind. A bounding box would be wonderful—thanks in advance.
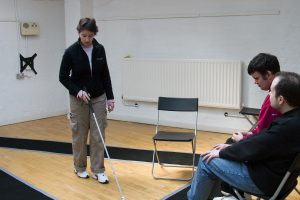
[233,153,300,200]
[151,97,198,181]
[239,107,260,131]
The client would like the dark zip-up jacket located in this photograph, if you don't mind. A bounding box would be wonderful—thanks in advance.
[220,108,300,196]
[59,38,114,99]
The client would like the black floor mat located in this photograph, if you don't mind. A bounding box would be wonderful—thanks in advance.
[0,136,201,200]
[164,185,190,200]
[0,169,55,200]
[0,137,200,165]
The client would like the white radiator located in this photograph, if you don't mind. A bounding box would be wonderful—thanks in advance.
[123,58,242,109]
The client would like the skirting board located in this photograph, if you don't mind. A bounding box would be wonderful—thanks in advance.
[0,110,68,126]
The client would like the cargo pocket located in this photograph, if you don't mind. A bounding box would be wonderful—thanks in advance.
[69,112,78,132]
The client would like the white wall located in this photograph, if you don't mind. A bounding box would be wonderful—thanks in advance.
[91,0,300,133]
[0,0,67,126]
[1,0,300,134]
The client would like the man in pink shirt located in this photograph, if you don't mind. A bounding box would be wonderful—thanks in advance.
[231,53,281,142]
[234,95,281,141]
[217,53,282,200]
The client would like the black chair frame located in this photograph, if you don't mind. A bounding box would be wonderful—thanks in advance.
[233,153,300,200]
[151,97,198,181]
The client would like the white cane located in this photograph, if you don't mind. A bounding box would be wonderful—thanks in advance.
[88,100,126,200]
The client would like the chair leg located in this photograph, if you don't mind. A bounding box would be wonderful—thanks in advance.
[152,140,195,181]
[191,140,196,178]
[151,140,161,179]
[295,187,300,195]
[233,189,245,200]
[151,149,156,178]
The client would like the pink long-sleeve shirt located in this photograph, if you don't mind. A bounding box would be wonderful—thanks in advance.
[243,94,282,139]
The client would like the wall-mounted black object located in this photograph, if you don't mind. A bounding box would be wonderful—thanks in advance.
[20,53,37,74]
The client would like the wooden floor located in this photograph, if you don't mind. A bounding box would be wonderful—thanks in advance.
[0,115,299,200]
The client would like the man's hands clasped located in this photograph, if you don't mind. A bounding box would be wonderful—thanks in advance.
[202,143,231,163]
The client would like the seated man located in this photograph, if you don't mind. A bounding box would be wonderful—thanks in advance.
[230,53,281,143]
[222,53,282,198]
[187,71,300,200]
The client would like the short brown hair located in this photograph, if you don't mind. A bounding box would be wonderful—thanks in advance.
[76,18,98,34]
[248,53,280,76]
[275,71,300,107]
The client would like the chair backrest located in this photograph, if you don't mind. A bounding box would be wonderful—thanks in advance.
[275,153,300,199]
[158,97,198,112]
[234,153,300,200]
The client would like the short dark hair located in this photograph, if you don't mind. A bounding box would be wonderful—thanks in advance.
[275,71,300,107]
[76,18,98,34]
[247,53,280,76]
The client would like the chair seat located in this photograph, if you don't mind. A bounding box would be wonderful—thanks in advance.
[239,107,260,116]
[153,131,195,142]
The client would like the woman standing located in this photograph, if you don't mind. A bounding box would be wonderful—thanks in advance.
[59,18,114,184]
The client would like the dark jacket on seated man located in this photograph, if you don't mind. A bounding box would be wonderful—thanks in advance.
[220,107,300,195]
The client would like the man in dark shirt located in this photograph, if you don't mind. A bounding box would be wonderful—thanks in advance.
[187,71,300,200]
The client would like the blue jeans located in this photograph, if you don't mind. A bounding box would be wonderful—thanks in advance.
[187,157,264,200]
